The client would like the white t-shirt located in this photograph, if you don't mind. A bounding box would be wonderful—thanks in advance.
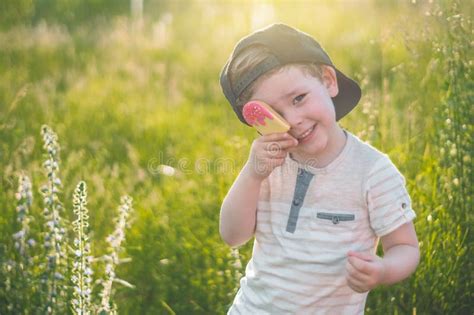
[228,130,416,315]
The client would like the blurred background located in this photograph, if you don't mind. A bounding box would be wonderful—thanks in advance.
[0,0,472,314]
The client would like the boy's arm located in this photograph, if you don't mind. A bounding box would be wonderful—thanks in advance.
[345,222,420,293]
[378,221,420,285]
[219,163,264,247]
[220,132,298,248]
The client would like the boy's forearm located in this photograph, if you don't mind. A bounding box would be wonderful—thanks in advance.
[381,244,420,285]
[219,163,263,247]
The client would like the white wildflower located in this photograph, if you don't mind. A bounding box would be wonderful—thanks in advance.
[71,181,92,314]
[99,196,134,313]
[40,125,66,314]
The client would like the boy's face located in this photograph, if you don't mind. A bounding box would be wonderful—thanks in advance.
[249,65,341,159]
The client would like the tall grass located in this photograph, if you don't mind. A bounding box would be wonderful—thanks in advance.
[7,174,34,312]
[0,125,135,314]
[40,125,68,313]
[98,195,135,314]
[71,181,92,314]
[0,0,472,314]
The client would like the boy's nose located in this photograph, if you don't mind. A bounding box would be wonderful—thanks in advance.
[284,111,304,129]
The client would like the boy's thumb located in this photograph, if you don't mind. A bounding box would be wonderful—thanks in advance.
[347,250,373,261]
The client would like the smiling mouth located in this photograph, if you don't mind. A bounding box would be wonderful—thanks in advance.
[297,125,316,140]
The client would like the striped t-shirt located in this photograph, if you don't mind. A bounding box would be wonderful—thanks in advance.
[228,130,416,315]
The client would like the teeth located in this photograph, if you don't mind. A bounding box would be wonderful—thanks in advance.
[299,125,315,139]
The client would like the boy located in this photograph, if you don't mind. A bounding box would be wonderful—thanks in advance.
[219,24,419,314]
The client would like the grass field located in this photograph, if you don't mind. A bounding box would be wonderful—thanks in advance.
[0,0,472,314]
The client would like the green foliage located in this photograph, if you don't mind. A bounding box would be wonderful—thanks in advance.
[0,0,35,29]
[0,124,135,314]
[0,0,472,314]
[0,0,129,30]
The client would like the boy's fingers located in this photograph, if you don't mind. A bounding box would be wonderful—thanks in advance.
[348,256,371,274]
[260,132,295,142]
[267,151,288,159]
[262,144,288,157]
[348,250,374,262]
[264,138,298,151]
[346,261,366,282]
[280,138,299,149]
[264,142,282,152]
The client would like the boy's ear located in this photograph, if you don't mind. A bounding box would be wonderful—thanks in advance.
[322,65,339,97]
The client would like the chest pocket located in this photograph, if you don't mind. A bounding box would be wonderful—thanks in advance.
[310,210,358,243]
[316,212,355,225]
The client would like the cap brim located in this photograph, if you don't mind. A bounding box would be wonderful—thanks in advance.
[333,68,362,121]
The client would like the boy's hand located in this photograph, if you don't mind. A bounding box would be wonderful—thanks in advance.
[244,132,298,181]
[345,250,386,293]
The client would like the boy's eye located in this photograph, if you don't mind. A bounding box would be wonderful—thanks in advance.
[293,94,306,105]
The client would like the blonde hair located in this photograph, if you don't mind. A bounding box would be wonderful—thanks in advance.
[229,44,325,108]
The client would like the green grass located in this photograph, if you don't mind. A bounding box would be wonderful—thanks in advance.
[0,0,472,314]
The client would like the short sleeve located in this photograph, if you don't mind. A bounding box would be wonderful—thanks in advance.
[366,155,416,237]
